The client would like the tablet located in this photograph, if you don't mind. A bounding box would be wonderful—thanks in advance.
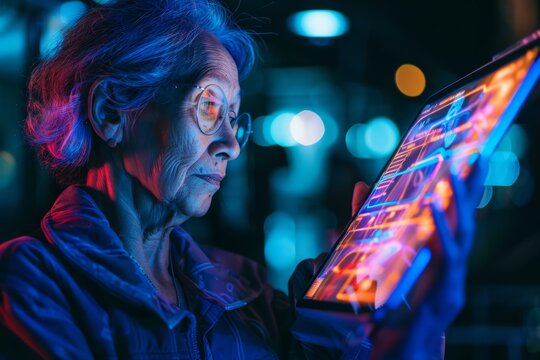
[297,31,540,315]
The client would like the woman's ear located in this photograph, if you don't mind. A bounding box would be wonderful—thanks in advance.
[87,79,125,148]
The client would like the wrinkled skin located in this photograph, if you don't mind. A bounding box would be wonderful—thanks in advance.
[86,36,241,305]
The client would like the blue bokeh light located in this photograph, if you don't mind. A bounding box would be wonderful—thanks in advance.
[345,123,368,158]
[252,116,272,146]
[264,212,296,270]
[477,186,493,208]
[40,1,87,59]
[484,151,520,187]
[269,112,297,147]
[346,117,400,158]
[364,117,400,157]
[60,1,87,26]
[288,10,349,38]
[508,124,527,158]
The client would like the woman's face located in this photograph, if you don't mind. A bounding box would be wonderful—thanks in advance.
[119,43,241,218]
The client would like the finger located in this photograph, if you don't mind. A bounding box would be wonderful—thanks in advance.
[312,252,329,274]
[289,258,316,304]
[431,202,457,260]
[448,171,475,252]
[466,154,489,207]
[352,182,370,216]
[449,171,474,224]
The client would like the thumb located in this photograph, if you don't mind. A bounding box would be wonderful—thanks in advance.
[288,253,328,304]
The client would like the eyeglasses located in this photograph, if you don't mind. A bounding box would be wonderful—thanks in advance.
[173,83,252,150]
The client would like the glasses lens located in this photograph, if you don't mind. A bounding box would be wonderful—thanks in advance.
[197,84,227,134]
[232,113,251,149]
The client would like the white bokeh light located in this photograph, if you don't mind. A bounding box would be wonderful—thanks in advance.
[290,110,325,146]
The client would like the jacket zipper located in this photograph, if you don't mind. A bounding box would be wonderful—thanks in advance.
[189,326,201,360]
[127,255,159,294]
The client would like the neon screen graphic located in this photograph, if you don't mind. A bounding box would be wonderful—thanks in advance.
[304,47,540,310]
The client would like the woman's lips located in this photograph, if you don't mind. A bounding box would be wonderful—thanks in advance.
[194,174,224,186]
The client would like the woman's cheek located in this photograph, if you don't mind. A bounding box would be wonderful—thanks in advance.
[158,134,204,201]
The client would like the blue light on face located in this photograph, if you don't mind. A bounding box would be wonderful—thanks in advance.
[288,10,349,38]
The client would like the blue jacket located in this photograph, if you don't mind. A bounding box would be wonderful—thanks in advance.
[0,186,297,359]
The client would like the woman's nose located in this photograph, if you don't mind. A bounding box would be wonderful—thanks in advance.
[209,119,241,161]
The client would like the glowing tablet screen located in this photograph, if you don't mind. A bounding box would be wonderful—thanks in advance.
[304,48,539,309]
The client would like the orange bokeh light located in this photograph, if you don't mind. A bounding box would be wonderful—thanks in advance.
[395,64,426,97]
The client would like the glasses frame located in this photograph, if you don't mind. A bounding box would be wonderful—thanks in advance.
[173,83,252,150]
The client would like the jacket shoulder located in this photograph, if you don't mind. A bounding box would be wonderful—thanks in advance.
[0,236,57,277]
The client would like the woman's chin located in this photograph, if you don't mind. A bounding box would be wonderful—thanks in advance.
[173,191,215,218]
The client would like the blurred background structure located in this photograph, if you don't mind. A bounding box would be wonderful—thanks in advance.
[1,0,540,358]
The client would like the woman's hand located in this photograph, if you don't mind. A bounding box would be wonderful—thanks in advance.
[288,182,372,358]
[289,182,371,305]
[290,158,487,359]
[388,156,489,359]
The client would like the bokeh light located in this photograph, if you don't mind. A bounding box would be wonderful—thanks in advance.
[0,17,24,71]
[484,151,520,187]
[40,1,87,59]
[270,112,297,147]
[497,123,528,158]
[59,1,87,25]
[364,117,400,157]
[252,116,273,146]
[395,64,426,97]
[264,212,296,270]
[0,9,16,33]
[288,10,349,38]
[0,151,16,189]
[477,186,494,208]
[345,123,368,158]
[290,110,325,146]
[346,117,400,158]
[508,124,528,158]
[319,113,339,147]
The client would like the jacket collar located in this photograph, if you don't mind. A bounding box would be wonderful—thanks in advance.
[41,186,263,323]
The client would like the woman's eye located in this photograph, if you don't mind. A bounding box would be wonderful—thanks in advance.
[200,101,220,117]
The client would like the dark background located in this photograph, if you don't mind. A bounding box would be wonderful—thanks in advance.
[1,0,540,358]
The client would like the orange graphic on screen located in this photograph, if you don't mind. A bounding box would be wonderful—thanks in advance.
[305,48,539,309]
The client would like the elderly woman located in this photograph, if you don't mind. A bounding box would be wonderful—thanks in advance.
[0,0,486,359]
